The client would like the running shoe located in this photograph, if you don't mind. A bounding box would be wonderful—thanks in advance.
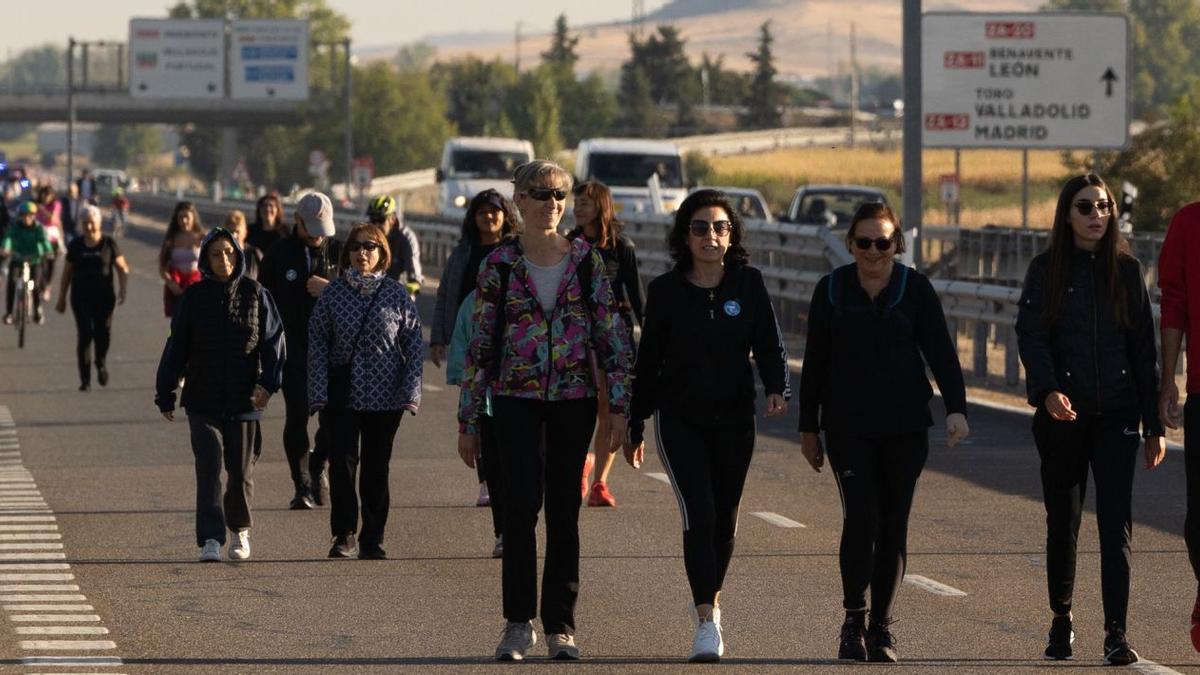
[587,480,616,507]
[328,533,358,558]
[34,307,44,324]
[581,453,595,499]
[547,633,580,660]
[495,620,537,661]
[228,529,250,560]
[1043,614,1073,660]
[198,539,221,562]
[838,613,867,661]
[476,481,490,507]
[97,365,108,387]
[77,383,89,392]
[1103,624,1139,665]
[1192,588,1200,652]
[689,618,723,662]
[491,535,503,559]
[358,543,386,560]
[2,315,11,325]
[289,488,315,510]
[866,620,898,663]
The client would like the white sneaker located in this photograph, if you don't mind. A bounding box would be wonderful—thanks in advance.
[495,620,537,661]
[689,607,724,663]
[228,529,250,560]
[547,632,580,660]
[198,539,221,562]
[491,535,503,559]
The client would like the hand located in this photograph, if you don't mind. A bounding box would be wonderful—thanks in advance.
[458,432,480,469]
[623,441,644,469]
[946,412,970,448]
[1160,380,1182,431]
[55,297,66,314]
[800,432,824,472]
[161,410,174,422]
[1144,435,1167,469]
[765,393,787,417]
[166,280,182,295]
[1044,391,1077,422]
[251,385,271,410]
[430,344,445,368]
[606,413,627,455]
[306,276,329,297]
[117,288,126,306]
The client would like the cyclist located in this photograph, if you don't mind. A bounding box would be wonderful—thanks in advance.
[366,195,423,297]
[2,201,53,325]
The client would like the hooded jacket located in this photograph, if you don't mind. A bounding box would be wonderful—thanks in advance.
[155,228,285,420]
[259,232,342,360]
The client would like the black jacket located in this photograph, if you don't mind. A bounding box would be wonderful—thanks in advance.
[566,229,646,330]
[259,233,342,361]
[1016,248,1163,436]
[155,229,285,419]
[629,264,790,427]
[798,263,966,436]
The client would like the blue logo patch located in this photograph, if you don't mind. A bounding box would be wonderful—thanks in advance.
[285,269,298,281]
[723,300,741,317]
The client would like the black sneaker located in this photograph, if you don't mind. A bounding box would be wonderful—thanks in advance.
[1104,625,1139,666]
[1043,615,1073,660]
[97,365,108,387]
[358,543,386,560]
[838,613,867,661]
[866,620,898,663]
[289,488,315,510]
[78,382,89,392]
[328,534,358,558]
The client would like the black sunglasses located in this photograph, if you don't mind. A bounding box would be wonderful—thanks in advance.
[689,219,733,237]
[1073,200,1113,216]
[853,236,894,252]
[526,187,567,202]
[347,240,381,253]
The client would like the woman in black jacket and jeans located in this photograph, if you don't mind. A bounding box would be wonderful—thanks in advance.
[624,189,790,663]
[1016,173,1166,665]
[798,202,968,663]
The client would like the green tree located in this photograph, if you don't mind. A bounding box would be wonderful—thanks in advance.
[741,21,783,128]
[622,26,699,133]
[0,45,65,88]
[698,53,749,106]
[506,68,563,157]
[351,63,453,174]
[561,73,617,145]
[541,14,580,81]
[430,57,518,137]
[92,125,163,168]
[617,61,665,137]
[394,42,437,73]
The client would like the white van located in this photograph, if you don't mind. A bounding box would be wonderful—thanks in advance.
[436,137,535,216]
[574,138,688,216]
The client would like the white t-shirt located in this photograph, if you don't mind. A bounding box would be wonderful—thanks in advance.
[524,254,569,314]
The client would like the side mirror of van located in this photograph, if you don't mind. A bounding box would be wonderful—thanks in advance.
[435,168,445,183]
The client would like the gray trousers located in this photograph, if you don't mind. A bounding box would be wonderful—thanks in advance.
[187,412,261,547]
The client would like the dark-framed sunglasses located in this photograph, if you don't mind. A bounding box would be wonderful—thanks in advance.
[347,240,381,253]
[1073,200,1113,216]
[853,236,894,252]
[689,219,733,237]
[526,187,567,202]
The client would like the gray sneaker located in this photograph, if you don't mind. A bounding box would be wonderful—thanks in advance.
[495,620,537,661]
[491,535,503,559]
[198,539,221,562]
[547,633,580,660]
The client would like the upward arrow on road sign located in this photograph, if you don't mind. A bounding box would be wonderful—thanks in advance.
[1102,67,1118,97]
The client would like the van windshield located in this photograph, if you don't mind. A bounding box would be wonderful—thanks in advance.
[588,153,684,188]
[448,150,529,180]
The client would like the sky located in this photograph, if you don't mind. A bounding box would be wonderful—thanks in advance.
[7,0,664,55]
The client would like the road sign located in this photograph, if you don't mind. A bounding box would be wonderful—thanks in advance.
[129,19,225,99]
[939,174,960,204]
[352,157,375,189]
[230,20,310,100]
[922,12,1128,149]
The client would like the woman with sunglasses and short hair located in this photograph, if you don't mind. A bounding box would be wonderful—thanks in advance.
[624,189,790,662]
[308,224,424,560]
[798,201,968,663]
[458,160,633,661]
[1016,174,1165,665]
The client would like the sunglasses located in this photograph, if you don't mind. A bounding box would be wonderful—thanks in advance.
[853,236,894,252]
[347,240,381,253]
[689,219,733,237]
[1073,200,1113,216]
[525,187,567,202]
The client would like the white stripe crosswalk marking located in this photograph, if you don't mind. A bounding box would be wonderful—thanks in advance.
[5,604,94,611]
[0,553,67,560]
[0,563,68,570]
[0,534,62,541]
[0,574,73,581]
[0,543,63,550]
[0,595,87,601]
[20,640,116,649]
[903,575,968,597]
[0,585,80,592]
[11,614,100,622]
[16,626,109,635]
[21,656,123,666]
[0,525,58,531]
[750,511,807,528]
[0,517,54,522]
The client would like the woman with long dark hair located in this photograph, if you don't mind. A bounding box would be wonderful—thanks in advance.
[1016,173,1166,665]
[624,189,790,662]
[568,180,644,508]
[159,202,205,318]
[248,193,288,254]
[798,201,968,663]
[432,188,518,555]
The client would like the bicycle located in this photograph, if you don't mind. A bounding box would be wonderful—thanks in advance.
[11,261,34,349]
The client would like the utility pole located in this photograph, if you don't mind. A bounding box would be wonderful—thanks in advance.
[66,38,76,193]
[343,39,353,203]
[903,0,922,269]
[849,21,859,147]
[633,0,646,39]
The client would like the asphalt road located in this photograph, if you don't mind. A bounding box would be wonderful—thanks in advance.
[0,219,1196,673]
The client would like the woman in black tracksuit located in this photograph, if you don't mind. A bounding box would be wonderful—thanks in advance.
[798,202,968,663]
[624,189,790,663]
[1016,173,1166,666]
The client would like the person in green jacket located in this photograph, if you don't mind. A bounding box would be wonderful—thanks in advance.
[3,201,53,324]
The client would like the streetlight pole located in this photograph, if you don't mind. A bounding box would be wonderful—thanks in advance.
[66,37,76,193]
[902,0,922,269]
[343,38,353,204]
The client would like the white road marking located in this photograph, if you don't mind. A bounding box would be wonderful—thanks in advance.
[6,605,94,611]
[0,553,66,561]
[750,511,807,528]
[0,525,58,531]
[423,384,444,392]
[0,543,64,550]
[645,472,671,485]
[11,615,100,622]
[0,585,80,592]
[1132,660,1186,675]
[0,574,73,582]
[0,535,60,542]
[0,517,53,522]
[903,575,968,597]
[20,640,116,649]
[0,595,87,602]
[16,626,108,635]
[21,655,123,666]
[0,563,68,570]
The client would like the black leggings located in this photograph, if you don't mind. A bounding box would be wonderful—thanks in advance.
[492,395,596,636]
[281,365,330,493]
[479,414,503,538]
[655,412,756,607]
[326,408,402,547]
[1187,397,1200,582]
[1033,407,1139,629]
[70,293,114,386]
[824,429,929,623]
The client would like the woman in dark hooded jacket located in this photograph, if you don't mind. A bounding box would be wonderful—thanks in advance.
[154,227,285,563]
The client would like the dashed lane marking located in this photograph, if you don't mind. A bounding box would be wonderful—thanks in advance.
[750,511,807,528]
[1131,660,1185,675]
[0,406,123,668]
[903,574,968,597]
[644,472,671,485]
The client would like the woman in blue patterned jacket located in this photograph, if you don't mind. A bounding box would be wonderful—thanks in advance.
[308,224,423,560]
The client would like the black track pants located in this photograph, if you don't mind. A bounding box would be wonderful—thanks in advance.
[326,408,402,547]
[280,364,330,493]
[70,293,114,386]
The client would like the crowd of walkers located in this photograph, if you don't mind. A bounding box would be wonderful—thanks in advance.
[122,163,1200,665]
